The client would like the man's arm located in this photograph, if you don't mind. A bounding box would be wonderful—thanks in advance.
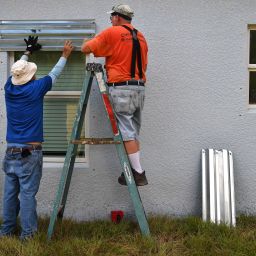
[81,29,112,57]
[20,54,29,61]
[48,40,74,84]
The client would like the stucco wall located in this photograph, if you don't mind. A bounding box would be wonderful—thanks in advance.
[1,0,256,221]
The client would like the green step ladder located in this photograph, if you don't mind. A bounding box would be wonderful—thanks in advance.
[47,62,150,240]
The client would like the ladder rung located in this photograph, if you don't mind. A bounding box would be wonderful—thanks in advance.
[72,138,121,145]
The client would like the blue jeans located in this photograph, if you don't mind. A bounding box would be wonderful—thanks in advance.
[1,143,42,238]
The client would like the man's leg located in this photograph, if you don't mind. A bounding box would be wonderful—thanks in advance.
[0,173,20,236]
[119,139,147,186]
[124,140,143,174]
[18,150,42,239]
[124,140,139,153]
[109,86,147,185]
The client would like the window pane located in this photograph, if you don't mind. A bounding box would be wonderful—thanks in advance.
[15,51,85,91]
[250,30,256,64]
[249,71,256,104]
[43,98,85,156]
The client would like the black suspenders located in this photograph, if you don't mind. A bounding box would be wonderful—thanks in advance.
[122,25,143,80]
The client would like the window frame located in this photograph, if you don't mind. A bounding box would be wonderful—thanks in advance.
[248,25,256,108]
[9,51,89,165]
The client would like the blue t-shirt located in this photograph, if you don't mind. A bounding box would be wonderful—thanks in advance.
[5,76,52,143]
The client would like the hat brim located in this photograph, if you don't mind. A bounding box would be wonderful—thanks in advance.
[107,10,115,14]
[106,10,133,19]
[11,62,37,85]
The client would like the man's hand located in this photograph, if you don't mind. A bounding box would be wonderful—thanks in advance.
[62,40,74,58]
[24,35,42,54]
[81,39,92,54]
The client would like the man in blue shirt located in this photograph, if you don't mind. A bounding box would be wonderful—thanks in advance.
[1,36,73,240]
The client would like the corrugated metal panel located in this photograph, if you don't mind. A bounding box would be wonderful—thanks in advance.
[201,149,236,227]
[0,20,96,51]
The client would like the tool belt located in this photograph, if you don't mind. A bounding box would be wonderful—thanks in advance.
[107,80,144,87]
[6,145,42,154]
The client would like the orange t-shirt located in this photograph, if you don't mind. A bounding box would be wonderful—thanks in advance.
[85,24,148,83]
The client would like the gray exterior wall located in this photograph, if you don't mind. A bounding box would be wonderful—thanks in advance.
[0,0,256,220]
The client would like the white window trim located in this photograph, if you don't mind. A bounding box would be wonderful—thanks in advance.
[46,91,81,97]
[10,51,89,166]
[43,161,89,169]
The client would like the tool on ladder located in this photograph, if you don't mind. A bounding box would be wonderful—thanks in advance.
[47,62,150,239]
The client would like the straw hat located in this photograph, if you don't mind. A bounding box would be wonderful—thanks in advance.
[11,60,37,85]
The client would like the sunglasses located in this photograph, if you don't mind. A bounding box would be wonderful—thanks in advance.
[110,12,119,20]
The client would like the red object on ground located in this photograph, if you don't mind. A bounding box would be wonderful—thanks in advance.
[111,210,124,223]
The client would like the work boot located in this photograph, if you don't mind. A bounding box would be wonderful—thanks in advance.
[118,169,148,186]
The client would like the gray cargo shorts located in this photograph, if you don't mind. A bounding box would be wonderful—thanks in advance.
[109,85,145,141]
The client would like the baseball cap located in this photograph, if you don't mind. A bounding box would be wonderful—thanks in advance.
[107,4,134,19]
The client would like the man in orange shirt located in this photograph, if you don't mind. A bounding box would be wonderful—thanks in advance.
[81,4,148,186]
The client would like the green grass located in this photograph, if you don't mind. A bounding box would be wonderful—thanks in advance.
[0,215,256,255]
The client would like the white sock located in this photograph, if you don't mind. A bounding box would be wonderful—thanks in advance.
[128,151,144,174]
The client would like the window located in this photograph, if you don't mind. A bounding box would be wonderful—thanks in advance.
[1,20,95,164]
[14,51,87,162]
[249,27,256,105]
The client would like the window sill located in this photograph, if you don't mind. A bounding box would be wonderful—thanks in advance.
[247,106,256,113]
[43,158,89,169]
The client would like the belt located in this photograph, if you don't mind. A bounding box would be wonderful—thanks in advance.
[107,80,145,87]
[6,145,42,153]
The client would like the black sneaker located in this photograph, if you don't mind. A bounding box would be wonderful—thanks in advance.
[118,172,127,186]
[118,169,148,186]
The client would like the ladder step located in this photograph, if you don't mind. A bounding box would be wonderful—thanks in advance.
[72,138,121,145]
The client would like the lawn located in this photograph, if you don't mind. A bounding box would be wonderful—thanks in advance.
[0,215,256,256]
